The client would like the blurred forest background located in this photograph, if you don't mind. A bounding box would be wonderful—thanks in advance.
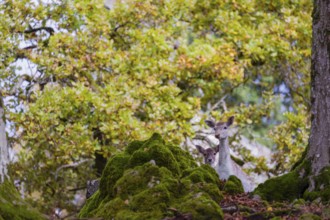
[0,0,311,216]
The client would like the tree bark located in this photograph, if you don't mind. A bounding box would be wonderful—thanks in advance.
[307,0,330,178]
[0,94,9,183]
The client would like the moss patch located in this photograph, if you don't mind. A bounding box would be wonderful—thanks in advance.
[254,158,330,203]
[79,133,224,219]
[223,175,244,195]
[303,167,330,202]
[299,213,322,220]
[0,180,45,220]
[254,171,308,202]
[253,146,330,203]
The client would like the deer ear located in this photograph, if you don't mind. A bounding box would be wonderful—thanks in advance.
[195,145,205,154]
[227,116,235,126]
[205,119,216,128]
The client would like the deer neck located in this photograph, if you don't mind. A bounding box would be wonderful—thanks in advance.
[216,137,255,192]
[218,138,231,165]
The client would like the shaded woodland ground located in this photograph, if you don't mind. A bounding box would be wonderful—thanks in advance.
[220,193,329,220]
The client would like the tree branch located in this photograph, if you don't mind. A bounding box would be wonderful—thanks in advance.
[24,27,55,35]
[208,94,228,113]
[21,45,38,50]
[55,159,91,181]
[193,133,218,148]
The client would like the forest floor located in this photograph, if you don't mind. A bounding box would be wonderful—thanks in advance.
[220,193,330,220]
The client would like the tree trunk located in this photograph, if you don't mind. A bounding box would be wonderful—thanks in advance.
[307,0,330,179]
[0,94,9,183]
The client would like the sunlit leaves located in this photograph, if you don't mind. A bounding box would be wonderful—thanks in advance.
[270,109,309,174]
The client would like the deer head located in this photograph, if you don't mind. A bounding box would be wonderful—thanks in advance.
[205,116,235,140]
[195,145,219,166]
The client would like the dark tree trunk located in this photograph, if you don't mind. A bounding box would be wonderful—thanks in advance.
[307,0,330,179]
[0,94,9,183]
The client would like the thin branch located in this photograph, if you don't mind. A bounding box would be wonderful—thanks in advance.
[21,45,38,50]
[208,94,228,113]
[55,159,91,180]
[207,76,250,113]
[221,204,239,214]
[193,133,218,148]
[67,186,86,192]
[24,27,55,35]
[113,21,131,32]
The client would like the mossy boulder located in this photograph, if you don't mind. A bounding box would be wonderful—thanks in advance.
[253,159,311,202]
[254,146,330,203]
[223,175,244,195]
[254,171,309,202]
[79,133,224,219]
[0,180,45,220]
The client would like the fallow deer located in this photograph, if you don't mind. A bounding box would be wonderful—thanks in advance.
[197,116,255,192]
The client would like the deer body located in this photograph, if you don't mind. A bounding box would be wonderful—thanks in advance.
[196,116,255,192]
[215,138,233,180]
[217,138,255,192]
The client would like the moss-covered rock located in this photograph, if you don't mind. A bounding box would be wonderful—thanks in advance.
[254,159,311,202]
[223,175,244,195]
[254,171,309,202]
[253,146,330,203]
[79,133,224,219]
[254,158,330,203]
[0,180,45,220]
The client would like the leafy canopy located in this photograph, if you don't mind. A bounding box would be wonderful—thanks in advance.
[0,0,311,213]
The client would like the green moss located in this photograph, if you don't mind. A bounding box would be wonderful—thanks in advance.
[114,163,172,200]
[246,208,296,219]
[78,190,104,217]
[253,157,330,203]
[292,199,306,206]
[99,153,130,197]
[176,193,223,220]
[125,140,147,155]
[116,210,163,220]
[79,133,223,219]
[254,171,308,202]
[128,143,180,176]
[303,167,330,202]
[182,164,220,185]
[95,197,128,219]
[0,180,45,220]
[195,182,223,204]
[130,184,170,212]
[299,213,321,220]
[223,175,244,195]
[167,143,197,172]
